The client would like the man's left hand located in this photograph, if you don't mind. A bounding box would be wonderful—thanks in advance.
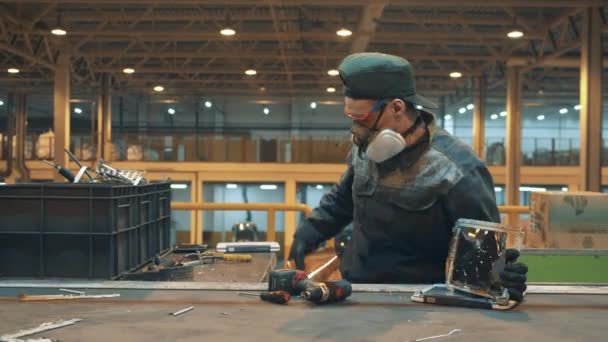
[500,249,528,302]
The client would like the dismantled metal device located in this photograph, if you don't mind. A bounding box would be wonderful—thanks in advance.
[413,218,524,310]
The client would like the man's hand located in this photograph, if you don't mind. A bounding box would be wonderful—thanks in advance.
[288,237,312,270]
[500,249,528,302]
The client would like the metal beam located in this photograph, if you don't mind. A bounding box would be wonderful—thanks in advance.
[54,11,536,26]
[53,53,70,181]
[20,29,546,41]
[97,74,112,161]
[505,66,521,225]
[350,0,387,53]
[0,42,56,71]
[1,0,605,6]
[268,0,293,93]
[77,50,503,62]
[579,7,603,192]
[472,76,485,159]
[93,67,480,77]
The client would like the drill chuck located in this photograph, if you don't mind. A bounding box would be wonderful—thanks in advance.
[302,279,352,304]
[302,283,330,302]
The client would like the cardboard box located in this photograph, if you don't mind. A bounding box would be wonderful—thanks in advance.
[527,191,608,249]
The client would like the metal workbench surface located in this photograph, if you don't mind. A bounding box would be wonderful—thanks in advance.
[0,283,607,342]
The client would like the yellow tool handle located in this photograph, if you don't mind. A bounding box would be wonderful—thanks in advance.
[222,254,252,262]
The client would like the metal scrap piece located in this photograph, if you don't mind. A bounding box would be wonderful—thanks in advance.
[407,329,462,342]
[170,306,194,316]
[0,318,82,342]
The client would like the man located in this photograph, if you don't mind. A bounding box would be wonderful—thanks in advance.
[289,52,528,302]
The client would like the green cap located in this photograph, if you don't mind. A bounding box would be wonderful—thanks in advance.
[338,52,438,109]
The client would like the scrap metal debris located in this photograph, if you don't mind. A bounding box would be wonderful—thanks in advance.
[41,150,149,185]
[170,306,194,316]
[96,160,148,185]
[19,290,120,302]
[0,318,82,342]
[407,329,462,342]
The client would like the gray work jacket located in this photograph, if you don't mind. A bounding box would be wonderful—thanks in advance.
[296,113,500,283]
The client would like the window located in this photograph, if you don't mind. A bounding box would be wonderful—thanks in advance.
[521,67,580,166]
[170,182,192,245]
[202,182,285,248]
[494,184,569,206]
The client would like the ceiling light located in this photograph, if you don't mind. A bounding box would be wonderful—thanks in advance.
[466,104,474,110]
[316,185,324,190]
[7,68,19,74]
[168,108,176,115]
[259,86,266,92]
[310,102,317,109]
[226,184,238,189]
[519,186,547,192]
[537,114,545,121]
[326,87,336,93]
[444,114,452,120]
[574,104,581,110]
[499,111,507,117]
[153,85,164,92]
[74,108,82,114]
[559,108,568,114]
[263,107,270,115]
[51,13,67,36]
[123,68,135,74]
[561,187,569,192]
[51,28,67,36]
[458,107,466,114]
[449,71,462,78]
[260,184,277,190]
[0,100,4,106]
[490,114,498,120]
[336,28,352,37]
[507,30,524,39]
[416,105,423,110]
[327,69,339,76]
[220,28,236,36]
[170,184,188,190]
[204,101,212,108]
[494,187,503,192]
[245,69,257,76]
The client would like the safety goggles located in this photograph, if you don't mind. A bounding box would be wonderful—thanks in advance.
[345,99,387,121]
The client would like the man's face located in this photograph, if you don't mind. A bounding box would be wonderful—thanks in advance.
[344,97,388,149]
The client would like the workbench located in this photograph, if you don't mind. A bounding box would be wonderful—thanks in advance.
[118,251,276,282]
[0,282,606,342]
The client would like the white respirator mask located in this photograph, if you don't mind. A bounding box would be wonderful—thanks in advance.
[364,129,407,163]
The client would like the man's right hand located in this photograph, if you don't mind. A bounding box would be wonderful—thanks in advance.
[288,221,327,270]
[288,236,310,270]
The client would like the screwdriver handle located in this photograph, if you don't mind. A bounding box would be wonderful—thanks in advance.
[260,291,291,304]
[59,167,75,183]
[43,160,76,182]
[238,291,291,304]
[222,254,252,262]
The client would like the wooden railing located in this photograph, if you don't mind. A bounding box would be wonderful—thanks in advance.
[171,202,529,259]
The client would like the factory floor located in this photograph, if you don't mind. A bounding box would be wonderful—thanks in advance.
[1,287,607,342]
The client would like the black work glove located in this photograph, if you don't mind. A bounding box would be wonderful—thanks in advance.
[288,237,312,270]
[288,221,326,270]
[500,249,528,302]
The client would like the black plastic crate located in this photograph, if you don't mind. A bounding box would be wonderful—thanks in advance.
[0,182,170,234]
[0,181,171,278]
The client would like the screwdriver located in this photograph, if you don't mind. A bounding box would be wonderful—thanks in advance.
[64,148,93,180]
[42,160,75,182]
[238,291,291,304]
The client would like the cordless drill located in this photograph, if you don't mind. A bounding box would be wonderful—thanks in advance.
[268,269,352,304]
